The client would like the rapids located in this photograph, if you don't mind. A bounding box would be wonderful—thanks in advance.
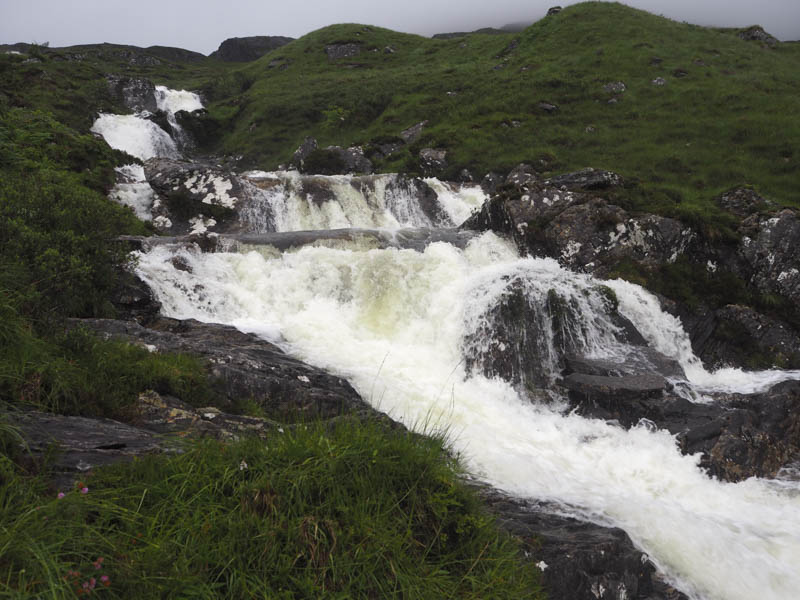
[103,88,800,600]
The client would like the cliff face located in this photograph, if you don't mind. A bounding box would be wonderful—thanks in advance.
[209,36,294,61]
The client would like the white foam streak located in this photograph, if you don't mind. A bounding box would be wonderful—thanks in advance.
[109,164,156,220]
[91,114,179,160]
[135,235,800,600]
[607,279,800,394]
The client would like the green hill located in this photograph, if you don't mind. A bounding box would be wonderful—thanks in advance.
[198,2,799,221]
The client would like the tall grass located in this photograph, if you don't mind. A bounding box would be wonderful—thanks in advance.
[0,420,543,598]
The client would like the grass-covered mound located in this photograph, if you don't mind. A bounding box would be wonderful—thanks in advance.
[0,420,543,598]
[204,2,798,217]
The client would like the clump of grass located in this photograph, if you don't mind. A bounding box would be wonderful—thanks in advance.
[0,420,543,598]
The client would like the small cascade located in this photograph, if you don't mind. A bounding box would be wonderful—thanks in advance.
[91,85,203,160]
[154,85,203,149]
[108,164,157,221]
[135,230,800,600]
[238,170,486,233]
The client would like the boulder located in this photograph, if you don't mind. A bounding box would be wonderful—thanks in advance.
[570,379,800,482]
[419,148,447,174]
[400,120,428,144]
[739,209,800,310]
[144,158,244,234]
[210,36,294,62]
[716,186,774,218]
[105,75,157,112]
[300,146,373,175]
[291,136,318,169]
[546,6,563,16]
[505,163,538,189]
[602,81,626,94]
[545,168,623,191]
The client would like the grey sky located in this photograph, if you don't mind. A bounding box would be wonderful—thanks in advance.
[1,0,798,55]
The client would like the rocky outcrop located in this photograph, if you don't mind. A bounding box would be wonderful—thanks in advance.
[568,374,800,482]
[144,158,244,234]
[325,43,361,60]
[290,136,318,169]
[419,148,447,174]
[738,26,778,47]
[462,169,692,277]
[71,317,368,420]
[479,489,687,600]
[210,36,294,62]
[299,146,372,175]
[105,75,157,112]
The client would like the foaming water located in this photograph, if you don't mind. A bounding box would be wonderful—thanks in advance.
[91,114,178,160]
[606,278,800,394]
[109,164,156,220]
[91,86,203,160]
[240,171,486,232]
[136,233,800,600]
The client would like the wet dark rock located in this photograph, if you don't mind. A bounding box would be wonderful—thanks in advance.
[463,177,692,278]
[301,145,372,175]
[210,36,294,62]
[563,373,669,402]
[505,163,538,189]
[10,411,164,490]
[174,109,220,150]
[325,43,361,60]
[570,378,800,482]
[545,168,623,191]
[478,488,687,600]
[71,318,368,421]
[105,75,157,112]
[458,168,474,183]
[110,269,162,323]
[144,158,243,235]
[691,305,800,370]
[738,26,778,47]
[400,120,428,143]
[291,136,318,169]
[480,172,503,194]
[419,148,447,174]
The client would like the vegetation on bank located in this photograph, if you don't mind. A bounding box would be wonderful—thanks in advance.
[0,421,542,598]
[0,61,543,599]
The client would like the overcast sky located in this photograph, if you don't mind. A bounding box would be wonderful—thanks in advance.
[2,0,798,55]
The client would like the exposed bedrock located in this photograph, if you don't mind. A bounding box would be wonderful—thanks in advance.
[478,488,688,600]
[70,317,368,421]
[462,171,800,369]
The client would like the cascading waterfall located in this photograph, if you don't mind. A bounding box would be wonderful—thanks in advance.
[92,86,203,216]
[239,170,486,232]
[111,104,800,599]
[135,235,800,600]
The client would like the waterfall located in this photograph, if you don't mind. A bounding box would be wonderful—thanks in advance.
[132,167,800,599]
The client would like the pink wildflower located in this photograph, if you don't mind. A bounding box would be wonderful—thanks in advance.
[57,492,65,499]
[80,487,88,494]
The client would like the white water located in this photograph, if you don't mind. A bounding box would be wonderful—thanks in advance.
[240,170,486,232]
[109,164,156,220]
[91,86,203,160]
[136,231,800,600]
[607,278,800,395]
[91,113,179,160]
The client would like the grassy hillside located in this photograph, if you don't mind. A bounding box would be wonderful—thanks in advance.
[202,2,799,219]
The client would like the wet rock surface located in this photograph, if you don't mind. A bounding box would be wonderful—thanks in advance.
[478,488,687,600]
[144,158,245,234]
[105,75,157,112]
[70,317,369,420]
[568,376,800,482]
